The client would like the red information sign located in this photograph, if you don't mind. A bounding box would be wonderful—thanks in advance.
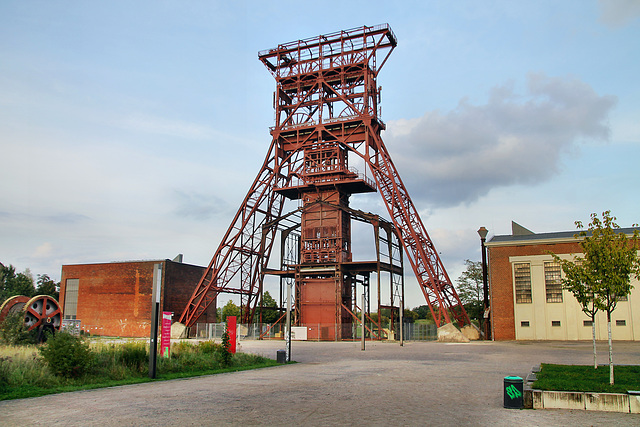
[160,312,172,358]
[227,316,237,354]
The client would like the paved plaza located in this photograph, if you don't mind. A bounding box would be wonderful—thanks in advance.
[1,339,639,426]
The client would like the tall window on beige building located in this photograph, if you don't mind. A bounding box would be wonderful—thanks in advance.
[514,263,532,303]
[544,261,563,303]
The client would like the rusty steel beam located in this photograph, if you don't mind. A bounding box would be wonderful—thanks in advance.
[367,136,470,326]
[178,139,287,326]
[179,24,469,331]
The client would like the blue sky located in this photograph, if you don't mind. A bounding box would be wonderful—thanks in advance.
[1,1,639,308]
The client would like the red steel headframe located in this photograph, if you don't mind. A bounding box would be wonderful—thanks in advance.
[179,24,470,328]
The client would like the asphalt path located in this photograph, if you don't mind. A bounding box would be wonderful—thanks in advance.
[1,340,639,426]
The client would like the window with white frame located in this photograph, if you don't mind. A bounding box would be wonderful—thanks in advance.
[544,261,563,303]
[514,263,532,304]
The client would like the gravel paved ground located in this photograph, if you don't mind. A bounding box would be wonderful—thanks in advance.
[1,340,639,426]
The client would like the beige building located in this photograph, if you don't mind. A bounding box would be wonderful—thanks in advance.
[486,223,640,341]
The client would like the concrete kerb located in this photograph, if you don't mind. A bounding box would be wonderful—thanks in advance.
[630,391,640,413]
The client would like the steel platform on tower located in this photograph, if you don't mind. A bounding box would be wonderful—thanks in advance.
[178,24,470,338]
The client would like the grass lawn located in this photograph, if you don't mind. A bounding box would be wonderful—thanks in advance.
[533,363,640,394]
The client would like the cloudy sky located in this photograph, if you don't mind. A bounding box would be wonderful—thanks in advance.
[1,1,639,308]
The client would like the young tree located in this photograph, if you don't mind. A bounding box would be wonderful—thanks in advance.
[221,300,240,322]
[551,256,599,368]
[455,260,483,321]
[552,211,640,385]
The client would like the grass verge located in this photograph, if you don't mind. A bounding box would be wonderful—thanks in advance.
[0,339,280,401]
[532,363,640,394]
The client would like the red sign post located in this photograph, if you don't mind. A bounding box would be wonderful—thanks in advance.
[227,316,237,354]
[160,312,172,358]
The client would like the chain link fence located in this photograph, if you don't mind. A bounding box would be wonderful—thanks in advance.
[193,322,437,341]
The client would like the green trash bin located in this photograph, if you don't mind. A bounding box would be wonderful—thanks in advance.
[503,376,523,409]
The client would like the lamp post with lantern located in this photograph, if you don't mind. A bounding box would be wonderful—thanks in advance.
[477,227,490,340]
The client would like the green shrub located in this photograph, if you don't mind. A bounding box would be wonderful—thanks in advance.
[158,340,233,373]
[197,340,221,354]
[0,312,37,345]
[170,340,200,360]
[0,356,10,391]
[220,329,232,367]
[117,341,147,372]
[89,342,147,379]
[39,332,92,378]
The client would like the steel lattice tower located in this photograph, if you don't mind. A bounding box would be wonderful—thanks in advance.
[179,24,470,335]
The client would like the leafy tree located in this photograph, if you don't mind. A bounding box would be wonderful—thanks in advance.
[0,264,36,302]
[259,291,281,324]
[36,274,60,300]
[402,308,418,322]
[412,305,433,321]
[551,211,640,385]
[403,308,417,322]
[220,300,240,322]
[455,260,483,321]
[368,312,389,325]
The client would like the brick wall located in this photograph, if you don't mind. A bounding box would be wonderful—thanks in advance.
[163,260,217,324]
[60,260,214,338]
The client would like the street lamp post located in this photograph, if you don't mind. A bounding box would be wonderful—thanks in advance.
[477,227,490,340]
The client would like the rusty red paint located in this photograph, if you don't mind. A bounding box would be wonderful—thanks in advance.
[179,25,470,334]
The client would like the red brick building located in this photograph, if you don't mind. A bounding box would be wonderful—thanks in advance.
[59,256,216,337]
[486,223,640,341]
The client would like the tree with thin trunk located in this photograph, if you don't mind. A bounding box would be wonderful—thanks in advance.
[552,211,639,385]
[551,258,599,368]
[455,260,483,321]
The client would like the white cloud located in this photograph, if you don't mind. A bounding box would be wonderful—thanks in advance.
[33,242,53,258]
[385,73,617,207]
[171,189,231,221]
[598,0,640,28]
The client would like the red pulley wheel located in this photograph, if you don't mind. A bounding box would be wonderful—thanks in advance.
[23,295,62,331]
[0,295,30,324]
